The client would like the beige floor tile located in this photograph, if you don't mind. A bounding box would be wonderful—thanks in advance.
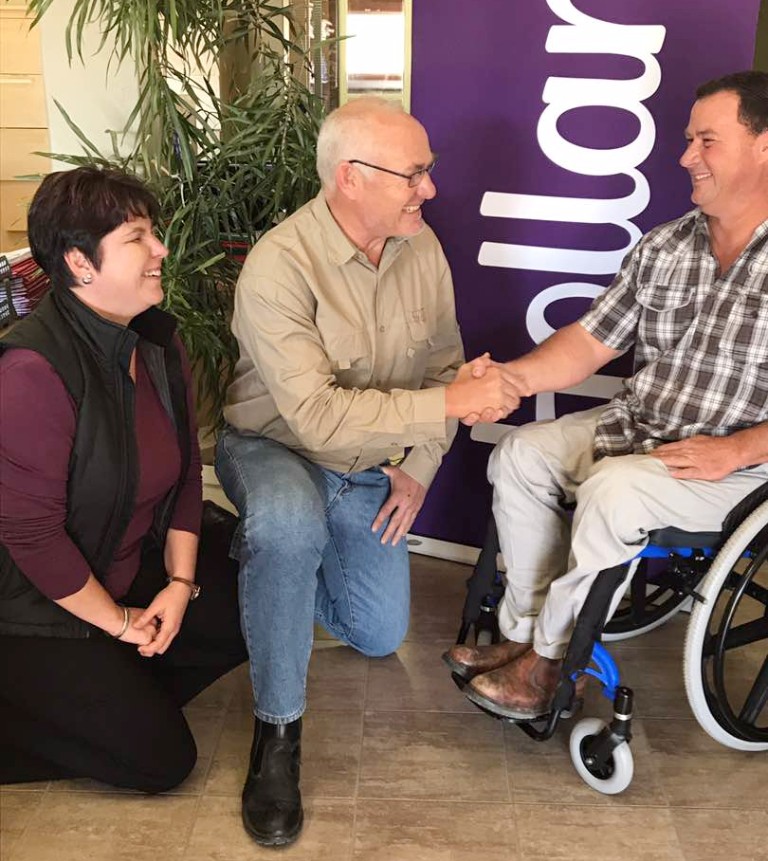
[674,808,768,861]
[358,710,509,801]
[226,662,256,712]
[516,803,685,860]
[407,558,470,643]
[0,791,44,860]
[47,778,139,795]
[612,611,689,651]
[306,642,369,711]
[205,709,363,799]
[608,646,689,719]
[301,711,364,799]
[203,708,256,797]
[504,715,667,807]
[646,718,768,809]
[353,799,517,861]
[184,708,227,760]
[185,796,354,861]
[365,641,477,713]
[184,666,238,711]
[8,792,199,861]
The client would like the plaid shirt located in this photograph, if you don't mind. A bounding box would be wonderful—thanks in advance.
[580,209,768,457]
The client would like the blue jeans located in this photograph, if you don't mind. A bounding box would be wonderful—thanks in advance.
[215,428,410,724]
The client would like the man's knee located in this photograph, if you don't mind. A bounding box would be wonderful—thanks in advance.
[488,425,551,487]
[239,485,328,556]
[352,614,408,658]
[575,455,663,538]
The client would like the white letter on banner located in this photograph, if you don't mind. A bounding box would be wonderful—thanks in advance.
[478,168,649,274]
[538,5,666,177]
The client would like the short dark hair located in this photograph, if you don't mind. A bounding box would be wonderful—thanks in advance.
[27,166,160,290]
[696,70,768,136]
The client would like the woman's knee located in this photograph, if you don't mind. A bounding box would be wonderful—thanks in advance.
[124,724,197,794]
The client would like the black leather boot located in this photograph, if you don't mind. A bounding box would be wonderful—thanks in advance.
[242,717,303,846]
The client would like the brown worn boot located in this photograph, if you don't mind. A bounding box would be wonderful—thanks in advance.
[442,640,532,681]
[466,649,582,720]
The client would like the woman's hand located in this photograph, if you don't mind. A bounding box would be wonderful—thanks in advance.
[133,583,192,657]
[118,607,159,647]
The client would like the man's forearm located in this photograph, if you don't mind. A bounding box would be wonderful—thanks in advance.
[727,423,768,469]
[505,322,622,397]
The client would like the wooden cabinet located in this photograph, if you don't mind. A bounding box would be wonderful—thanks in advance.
[0,4,50,251]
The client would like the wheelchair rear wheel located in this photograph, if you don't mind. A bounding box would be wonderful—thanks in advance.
[684,500,768,751]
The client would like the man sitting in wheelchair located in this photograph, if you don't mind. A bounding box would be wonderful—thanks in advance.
[445,70,768,721]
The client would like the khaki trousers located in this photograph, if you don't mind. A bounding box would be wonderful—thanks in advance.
[487,407,768,659]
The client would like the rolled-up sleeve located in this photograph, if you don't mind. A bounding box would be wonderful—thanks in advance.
[579,244,642,352]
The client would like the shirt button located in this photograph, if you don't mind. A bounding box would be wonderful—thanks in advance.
[379,325,386,333]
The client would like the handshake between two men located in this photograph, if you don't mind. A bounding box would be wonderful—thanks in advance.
[445,352,524,426]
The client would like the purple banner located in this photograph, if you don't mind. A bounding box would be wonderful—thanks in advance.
[410,0,761,547]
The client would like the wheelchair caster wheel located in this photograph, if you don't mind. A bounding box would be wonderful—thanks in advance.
[569,718,634,795]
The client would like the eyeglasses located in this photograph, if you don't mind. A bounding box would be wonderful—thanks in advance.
[348,156,439,188]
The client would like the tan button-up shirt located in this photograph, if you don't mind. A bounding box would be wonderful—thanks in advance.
[223,192,465,488]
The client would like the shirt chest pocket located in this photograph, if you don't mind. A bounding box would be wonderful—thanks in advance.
[403,314,438,377]
[326,330,371,386]
[635,283,695,353]
[718,293,768,366]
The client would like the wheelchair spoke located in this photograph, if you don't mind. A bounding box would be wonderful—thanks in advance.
[738,655,768,726]
[744,579,768,607]
[718,618,768,652]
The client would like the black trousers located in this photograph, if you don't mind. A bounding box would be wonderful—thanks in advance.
[0,504,248,793]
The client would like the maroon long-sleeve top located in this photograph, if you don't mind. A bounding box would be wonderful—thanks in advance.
[0,341,202,600]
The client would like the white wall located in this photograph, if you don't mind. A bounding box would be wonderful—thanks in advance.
[38,0,139,164]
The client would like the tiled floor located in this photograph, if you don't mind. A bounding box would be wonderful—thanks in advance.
[2,554,767,861]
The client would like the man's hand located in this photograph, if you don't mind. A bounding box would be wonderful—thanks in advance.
[454,353,526,426]
[651,435,743,481]
[134,583,192,657]
[372,466,427,546]
[446,353,522,423]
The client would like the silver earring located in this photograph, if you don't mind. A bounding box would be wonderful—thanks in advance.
[81,272,93,285]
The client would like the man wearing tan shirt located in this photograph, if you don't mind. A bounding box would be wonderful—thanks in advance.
[215,97,516,847]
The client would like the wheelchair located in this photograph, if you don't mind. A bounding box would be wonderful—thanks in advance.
[452,481,768,794]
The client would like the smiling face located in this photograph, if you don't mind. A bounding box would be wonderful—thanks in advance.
[680,90,768,220]
[68,216,169,323]
[350,112,437,241]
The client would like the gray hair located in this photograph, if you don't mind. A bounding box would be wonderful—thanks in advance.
[316,97,407,190]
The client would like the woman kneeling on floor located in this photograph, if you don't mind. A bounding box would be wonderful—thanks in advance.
[0,166,247,792]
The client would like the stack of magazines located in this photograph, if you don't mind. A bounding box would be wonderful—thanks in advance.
[0,250,50,328]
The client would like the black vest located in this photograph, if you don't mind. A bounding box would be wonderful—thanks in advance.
[0,289,191,637]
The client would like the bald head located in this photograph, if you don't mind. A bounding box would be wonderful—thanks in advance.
[316,97,425,190]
